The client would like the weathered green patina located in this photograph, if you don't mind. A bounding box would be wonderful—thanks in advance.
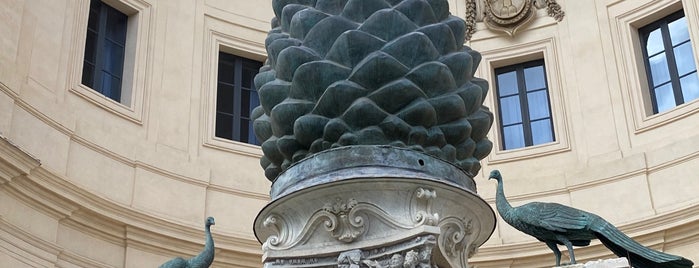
[159,217,216,268]
[489,170,694,268]
[252,0,494,181]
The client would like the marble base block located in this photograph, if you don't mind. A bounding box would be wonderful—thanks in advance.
[556,258,630,268]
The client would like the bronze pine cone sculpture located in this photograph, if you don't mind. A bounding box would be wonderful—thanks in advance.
[253,0,494,181]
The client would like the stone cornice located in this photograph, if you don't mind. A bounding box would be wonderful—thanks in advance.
[0,134,41,184]
[0,141,264,265]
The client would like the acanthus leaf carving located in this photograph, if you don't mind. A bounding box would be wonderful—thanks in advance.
[323,198,366,243]
[437,217,474,268]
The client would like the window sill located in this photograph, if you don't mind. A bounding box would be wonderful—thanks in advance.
[203,137,262,157]
[70,84,144,124]
[486,139,571,164]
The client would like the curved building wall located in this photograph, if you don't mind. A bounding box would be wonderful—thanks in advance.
[469,0,699,266]
[0,0,698,268]
[0,0,273,267]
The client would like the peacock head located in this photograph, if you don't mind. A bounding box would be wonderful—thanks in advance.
[206,217,215,227]
[488,170,502,182]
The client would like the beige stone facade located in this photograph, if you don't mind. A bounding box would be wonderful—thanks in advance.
[0,0,697,267]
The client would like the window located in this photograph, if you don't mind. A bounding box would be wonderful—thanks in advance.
[216,51,263,145]
[82,0,128,102]
[640,10,699,114]
[495,59,554,150]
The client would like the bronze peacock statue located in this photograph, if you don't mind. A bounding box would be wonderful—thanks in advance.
[160,217,216,268]
[489,170,693,268]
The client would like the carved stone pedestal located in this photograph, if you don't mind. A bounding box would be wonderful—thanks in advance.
[556,258,630,268]
[254,146,496,268]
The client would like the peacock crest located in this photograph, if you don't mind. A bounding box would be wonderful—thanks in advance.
[253,0,494,181]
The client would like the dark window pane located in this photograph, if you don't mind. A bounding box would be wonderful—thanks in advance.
[82,0,128,102]
[681,72,699,103]
[218,62,235,84]
[649,52,671,86]
[669,16,690,46]
[216,83,235,114]
[88,1,100,30]
[500,95,522,125]
[527,90,550,120]
[497,71,517,96]
[84,32,98,63]
[674,42,697,76]
[82,63,95,87]
[242,67,256,89]
[104,40,125,75]
[503,124,525,150]
[215,113,233,139]
[654,83,676,113]
[524,65,546,91]
[110,76,122,101]
[240,118,250,143]
[645,29,664,56]
[250,90,260,112]
[216,51,263,144]
[531,119,554,145]
[247,119,259,145]
[241,89,251,117]
[100,72,113,97]
[106,8,127,44]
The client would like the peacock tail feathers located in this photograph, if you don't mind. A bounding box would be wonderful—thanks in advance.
[592,219,694,268]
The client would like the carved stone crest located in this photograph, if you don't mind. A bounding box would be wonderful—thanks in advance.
[483,0,536,36]
[466,0,565,38]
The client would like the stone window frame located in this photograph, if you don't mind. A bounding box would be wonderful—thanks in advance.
[639,10,698,114]
[479,37,571,163]
[201,15,266,156]
[214,51,263,145]
[82,0,129,102]
[68,0,152,124]
[494,59,556,150]
[610,0,699,133]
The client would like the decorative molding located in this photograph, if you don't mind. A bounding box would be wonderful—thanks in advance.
[437,217,474,268]
[321,198,366,243]
[483,0,537,37]
[470,0,565,38]
[411,188,439,226]
[0,134,40,184]
[265,235,438,268]
[465,0,478,40]
[544,0,565,22]
[263,194,434,251]
[0,143,263,257]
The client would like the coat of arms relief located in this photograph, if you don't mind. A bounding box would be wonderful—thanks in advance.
[464,0,565,39]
